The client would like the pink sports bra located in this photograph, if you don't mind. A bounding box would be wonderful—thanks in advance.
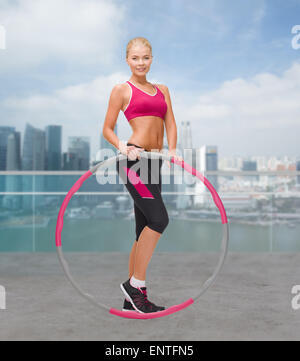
[123,80,168,122]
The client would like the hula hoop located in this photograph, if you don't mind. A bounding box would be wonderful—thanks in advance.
[55,152,229,319]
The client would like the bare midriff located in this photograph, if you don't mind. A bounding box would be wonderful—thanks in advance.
[122,84,165,152]
[127,116,164,152]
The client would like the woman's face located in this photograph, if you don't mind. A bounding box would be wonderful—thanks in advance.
[126,45,153,77]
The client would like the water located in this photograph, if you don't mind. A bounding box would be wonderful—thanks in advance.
[0,216,299,252]
[1,173,299,253]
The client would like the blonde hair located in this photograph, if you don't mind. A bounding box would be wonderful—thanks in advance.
[126,37,152,59]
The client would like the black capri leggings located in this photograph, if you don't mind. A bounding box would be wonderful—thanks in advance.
[116,142,169,242]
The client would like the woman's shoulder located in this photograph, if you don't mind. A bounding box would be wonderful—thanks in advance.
[154,83,168,97]
[113,82,129,91]
[111,82,130,98]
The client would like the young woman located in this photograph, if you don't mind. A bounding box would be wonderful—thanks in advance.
[102,37,182,314]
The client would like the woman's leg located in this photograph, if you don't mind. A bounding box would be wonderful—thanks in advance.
[132,159,166,281]
[128,240,137,278]
[117,156,168,280]
[118,156,168,312]
[133,226,161,280]
[129,158,164,281]
[129,203,147,278]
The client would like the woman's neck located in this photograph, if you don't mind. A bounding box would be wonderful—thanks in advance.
[130,75,148,85]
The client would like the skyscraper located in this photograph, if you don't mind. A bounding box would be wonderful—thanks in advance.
[180,120,192,146]
[22,123,46,170]
[22,123,46,209]
[6,132,21,170]
[242,160,258,182]
[67,136,90,170]
[0,126,15,170]
[176,121,194,209]
[2,132,22,209]
[194,145,218,206]
[45,125,62,170]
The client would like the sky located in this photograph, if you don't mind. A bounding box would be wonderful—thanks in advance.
[0,0,300,159]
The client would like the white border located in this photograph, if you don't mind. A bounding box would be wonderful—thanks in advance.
[123,82,132,113]
[127,80,157,96]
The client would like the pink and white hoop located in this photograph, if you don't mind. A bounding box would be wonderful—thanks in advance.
[55,152,229,319]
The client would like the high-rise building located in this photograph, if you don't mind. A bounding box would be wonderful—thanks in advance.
[179,120,198,169]
[67,136,90,170]
[242,160,257,171]
[22,123,46,209]
[22,123,46,170]
[6,132,21,170]
[0,126,15,170]
[242,160,258,182]
[175,121,194,209]
[45,125,62,170]
[2,132,22,209]
[44,125,63,196]
[62,152,79,170]
[180,121,193,149]
[194,145,218,206]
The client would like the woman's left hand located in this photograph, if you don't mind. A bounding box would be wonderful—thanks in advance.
[166,149,184,168]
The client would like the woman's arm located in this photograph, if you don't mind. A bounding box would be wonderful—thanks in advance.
[102,84,145,160]
[159,84,183,164]
[160,84,177,152]
[102,84,125,151]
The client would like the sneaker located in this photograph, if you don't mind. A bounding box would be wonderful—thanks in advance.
[141,288,165,312]
[122,299,137,312]
[122,297,165,312]
[120,279,165,313]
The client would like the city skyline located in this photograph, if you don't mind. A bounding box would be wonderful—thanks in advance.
[0,123,299,172]
[1,1,300,158]
[0,121,299,244]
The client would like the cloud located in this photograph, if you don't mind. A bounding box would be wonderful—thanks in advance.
[1,60,300,158]
[0,71,132,158]
[0,0,127,73]
[167,61,300,156]
[173,61,300,129]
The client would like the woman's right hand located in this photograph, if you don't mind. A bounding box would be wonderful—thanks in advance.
[118,141,144,160]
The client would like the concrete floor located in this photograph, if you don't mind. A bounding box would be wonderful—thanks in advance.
[0,252,300,341]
